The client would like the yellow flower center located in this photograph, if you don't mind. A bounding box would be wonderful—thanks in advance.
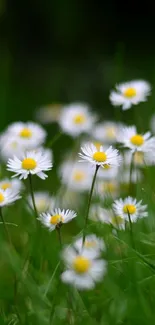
[93,151,107,163]
[73,171,85,182]
[111,216,124,226]
[106,127,115,139]
[19,128,32,138]
[0,193,5,203]
[22,158,37,170]
[73,114,86,124]
[73,256,91,273]
[84,240,96,248]
[93,142,102,150]
[134,151,144,164]
[123,204,136,214]
[123,87,136,98]
[1,183,11,190]
[50,214,62,225]
[130,134,144,146]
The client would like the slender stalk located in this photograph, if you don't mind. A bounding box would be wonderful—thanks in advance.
[82,165,99,246]
[56,227,62,248]
[129,151,135,194]
[47,131,62,148]
[0,207,12,245]
[28,174,38,219]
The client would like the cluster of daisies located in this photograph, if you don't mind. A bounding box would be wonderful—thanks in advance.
[0,79,154,290]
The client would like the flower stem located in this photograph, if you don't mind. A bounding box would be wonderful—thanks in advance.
[47,131,62,148]
[127,209,135,249]
[82,165,99,246]
[56,227,62,248]
[28,174,38,219]
[0,207,12,245]
[129,151,135,194]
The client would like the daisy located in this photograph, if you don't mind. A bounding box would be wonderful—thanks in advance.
[0,178,23,192]
[96,179,119,199]
[61,245,106,290]
[113,197,148,222]
[38,208,76,231]
[36,103,63,124]
[110,80,151,110]
[118,126,155,152]
[0,135,24,161]
[59,103,96,137]
[5,121,46,149]
[7,150,52,180]
[97,165,119,180]
[79,143,121,168]
[0,188,21,207]
[27,192,55,213]
[93,122,125,144]
[74,234,105,258]
[59,160,93,192]
[89,204,112,223]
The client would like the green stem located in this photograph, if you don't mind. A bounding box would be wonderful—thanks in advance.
[47,131,62,148]
[82,165,99,246]
[28,174,38,219]
[129,151,135,194]
[127,209,135,249]
[56,227,62,248]
[0,207,12,245]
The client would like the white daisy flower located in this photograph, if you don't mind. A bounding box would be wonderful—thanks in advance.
[118,126,155,153]
[59,103,96,137]
[36,103,63,124]
[5,121,46,149]
[38,208,76,231]
[74,234,105,258]
[0,135,24,161]
[0,188,21,207]
[95,179,119,199]
[110,80,151,110]
[79,143,121,168]
[27,192,55,214]
[0,178,23,192]
[113,197,148,222]
[7,150,52,180]
[61,245,106,290]
[59,160,93,192]
[93,122,125,144]
[90,205,125,229]
[97,165,119,180]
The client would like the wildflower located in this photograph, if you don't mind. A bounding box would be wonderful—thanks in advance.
[74,234,105,258]
[61,245,106,290]
[60,160,93,192]
[110,80,151,110]
[93,122,124,144]
[5,121,46,148]
[7,150,52,180]
[79,143,121,168]
[27,192,55,213]
[59,103,96,137]
[0,188,21,207]
[36,103,63,124]
[0,178,23,192]
[89,205,125,229]
[118,126,155,152]
[0,136,24,161]
[38,208,76,231]
[96,179,119,198]
[113,197,148,222]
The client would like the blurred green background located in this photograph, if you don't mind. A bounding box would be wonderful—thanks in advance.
[0,0,155,128]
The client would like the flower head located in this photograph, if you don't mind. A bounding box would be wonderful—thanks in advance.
[59,103,96,137]
[74,234,105,258]
[38,208,76,231]
[0,188,21,207]
[110,80,151,110]
[61,245,106,290]
[93,122,124,144]
[118,126,155,153]
[36,103,63,124]
[113,197,148,222]
[0,178,23,192]
[79,143,121,168]
[59,160,93,192]
[7,150,52,180]
[27,192,55,213]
